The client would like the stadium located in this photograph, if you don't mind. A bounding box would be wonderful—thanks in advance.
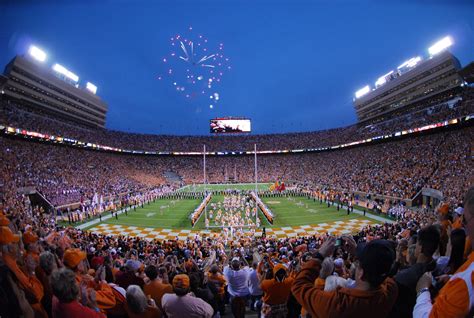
[0,2,473,318]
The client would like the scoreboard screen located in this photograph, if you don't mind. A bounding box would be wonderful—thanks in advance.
[210,118,251,134]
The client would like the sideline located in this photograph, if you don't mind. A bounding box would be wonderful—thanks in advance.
[76,204,137,230]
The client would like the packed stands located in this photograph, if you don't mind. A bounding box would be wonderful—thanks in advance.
[1,87,473,152]
[0,86,473,318]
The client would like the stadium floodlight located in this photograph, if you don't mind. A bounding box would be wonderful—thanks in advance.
[355,85,370,99]
[397,56,422,69]
[375,70,394,87]
[428,36,453,56]
[28,45,47,62]
[52,63,79,82]
[86,82,97,94]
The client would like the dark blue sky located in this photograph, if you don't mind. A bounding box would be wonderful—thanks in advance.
[0,0,473,135]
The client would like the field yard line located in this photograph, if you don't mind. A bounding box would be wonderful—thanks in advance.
[351,208,394,223]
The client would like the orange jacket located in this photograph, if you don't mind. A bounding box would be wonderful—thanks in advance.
[3,253,48,318]
[292,259,398,318]
[3,253,44,302]
[429,252,474,318]
[261,277,294,305]
[75,274,116,311]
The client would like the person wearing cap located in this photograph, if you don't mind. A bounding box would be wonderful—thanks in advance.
[23,230,40,263]
[1,225,48,318]
[63,247,116,312]
[437,203,451,256]
[224,255,250,318]
[292,236,398,317]
[161,274,214,318]
[414,186,474,318]
[260,263,294,318]
[451,206,473,260]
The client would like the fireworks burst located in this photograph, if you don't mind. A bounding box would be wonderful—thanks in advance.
[157,27,231,109]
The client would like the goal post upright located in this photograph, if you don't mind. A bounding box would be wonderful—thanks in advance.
[254,143,258,226]
[204,144,207,227]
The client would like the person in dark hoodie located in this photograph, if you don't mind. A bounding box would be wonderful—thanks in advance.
[390,225,439,318]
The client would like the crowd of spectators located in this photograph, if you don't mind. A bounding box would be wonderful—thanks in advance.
[1,125,471,210]
[1,87,472,152]
[0,87,473,317]
[1,185,473,317]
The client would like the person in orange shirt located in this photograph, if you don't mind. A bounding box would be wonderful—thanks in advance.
[260,263,294,318]
[207,264,227,312]
[63,248,116,312]
[414,186,474,318]
[143,264,173,309]
[1,225,48,318]
[23,230,40,263]
[125,285,162,318]
[437,203,452,256]
[292,237,398,318]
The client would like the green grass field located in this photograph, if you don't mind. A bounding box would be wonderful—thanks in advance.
[99,198,202,229]
[261,196,370,227]
[83,183,373,231]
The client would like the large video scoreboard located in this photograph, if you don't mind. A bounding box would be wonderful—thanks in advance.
[210,117,251,134]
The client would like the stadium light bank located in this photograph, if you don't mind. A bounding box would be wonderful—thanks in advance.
[52,63,79,82]
[86,82,98,94]
[354,35,453,99]
[28,44,98,93]
[28,45,47,62]
[428,36,453,56]
[355,85,370,99]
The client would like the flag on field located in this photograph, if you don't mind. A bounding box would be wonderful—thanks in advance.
[270,181,285,192]
[278,182,285,192]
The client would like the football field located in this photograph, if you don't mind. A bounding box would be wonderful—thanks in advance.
[84,183,376,239]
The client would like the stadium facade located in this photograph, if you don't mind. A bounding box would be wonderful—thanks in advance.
[353,51,463,123]
[2,55,108,128]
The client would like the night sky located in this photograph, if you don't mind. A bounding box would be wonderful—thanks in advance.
[0,0,473,135]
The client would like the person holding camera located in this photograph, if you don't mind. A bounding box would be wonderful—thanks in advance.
[292,236,398,317]
[224,254,251,318]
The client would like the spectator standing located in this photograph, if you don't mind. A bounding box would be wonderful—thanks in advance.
[224,256,250,318]
[260,263,294,318]
[162,274,214,318]
[292,237,398,318]
[414,186,474,317]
